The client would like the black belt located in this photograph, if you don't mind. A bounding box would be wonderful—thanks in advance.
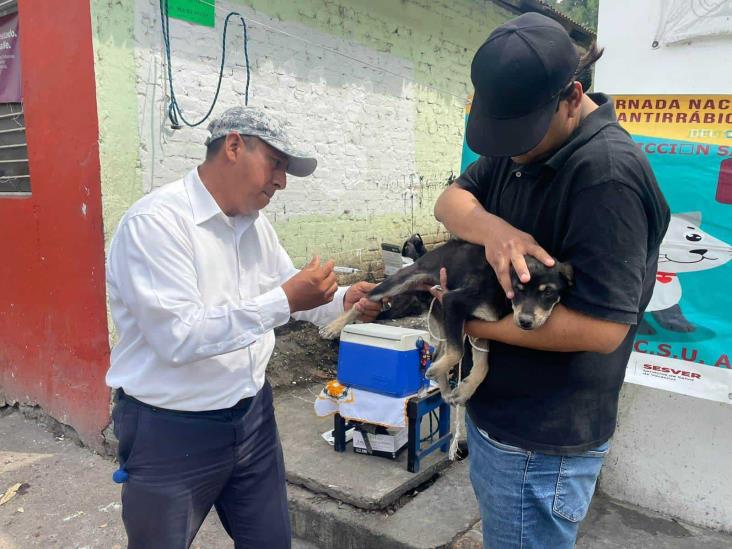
[116,389,254,415]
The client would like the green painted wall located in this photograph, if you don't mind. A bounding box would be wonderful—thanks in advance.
[274,180,451,278]
[90,0,143,247]
[90,0,143,346]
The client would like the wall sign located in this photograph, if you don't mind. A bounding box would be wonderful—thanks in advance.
[0,12,21,102]
[168,0,215,28]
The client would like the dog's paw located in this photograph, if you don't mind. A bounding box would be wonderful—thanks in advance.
[319,323,341,340]
[425,365,440,380]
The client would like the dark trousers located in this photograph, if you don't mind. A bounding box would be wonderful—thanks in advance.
[112,382,291,549]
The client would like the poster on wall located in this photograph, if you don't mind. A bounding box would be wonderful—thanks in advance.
[0,12,21,102]
[616,95,732,404]
[459,94,732,404]
[461,96,478,172]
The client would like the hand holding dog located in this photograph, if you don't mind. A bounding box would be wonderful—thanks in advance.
[282,257,338,313]
[344,281,382,321]
[483,218,554,298]
[425,267,449,304]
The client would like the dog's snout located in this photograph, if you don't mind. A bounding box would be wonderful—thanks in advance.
[518,315,534,330]
[690,249,707,256]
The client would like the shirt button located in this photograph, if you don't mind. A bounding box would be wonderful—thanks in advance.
[515,171,522,178]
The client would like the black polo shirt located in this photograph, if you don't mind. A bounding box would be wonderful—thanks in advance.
[458,93,670,455]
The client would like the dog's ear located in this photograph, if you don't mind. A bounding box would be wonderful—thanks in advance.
[557,261,574,286]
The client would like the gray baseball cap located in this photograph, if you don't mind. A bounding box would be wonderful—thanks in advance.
[205,106,317,177]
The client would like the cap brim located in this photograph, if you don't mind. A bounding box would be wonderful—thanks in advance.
[260,137,317,177]
[466,91,559,157]
[284,155,317,177]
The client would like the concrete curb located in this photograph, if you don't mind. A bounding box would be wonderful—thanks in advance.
[288,460,480,549]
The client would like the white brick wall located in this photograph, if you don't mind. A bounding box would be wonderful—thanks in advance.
[134,0,433,214]
[130,0,501,265]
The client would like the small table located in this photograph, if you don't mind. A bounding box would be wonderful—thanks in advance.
[333,387,452,473]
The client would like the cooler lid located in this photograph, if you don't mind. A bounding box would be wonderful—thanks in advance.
[341,323,428,341]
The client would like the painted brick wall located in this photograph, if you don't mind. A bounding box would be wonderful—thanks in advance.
[105,0,513,276]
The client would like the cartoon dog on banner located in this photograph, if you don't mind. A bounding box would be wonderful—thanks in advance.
[639,212,732,335]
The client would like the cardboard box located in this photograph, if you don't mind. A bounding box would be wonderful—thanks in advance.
[352,426,408,459]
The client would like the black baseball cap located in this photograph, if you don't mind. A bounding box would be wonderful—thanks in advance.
[466,12,580,157]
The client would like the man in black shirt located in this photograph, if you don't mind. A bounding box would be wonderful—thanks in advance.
[433,13,669,548]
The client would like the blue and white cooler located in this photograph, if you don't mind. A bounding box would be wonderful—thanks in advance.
[336,323,432,397]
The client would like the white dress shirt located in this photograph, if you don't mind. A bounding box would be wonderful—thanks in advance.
[105,168,346,410]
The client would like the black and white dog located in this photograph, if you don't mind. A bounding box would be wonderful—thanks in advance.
[320,239,573,404]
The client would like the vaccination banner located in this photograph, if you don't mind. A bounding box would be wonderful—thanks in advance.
[461,97,479,172]
[460,95,732,404]
[616,95,732,404]
[0,12,21,102]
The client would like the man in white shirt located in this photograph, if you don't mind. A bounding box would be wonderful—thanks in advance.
[106,106,381,548]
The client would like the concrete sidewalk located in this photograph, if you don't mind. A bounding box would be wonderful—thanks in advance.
[2,404,731,548]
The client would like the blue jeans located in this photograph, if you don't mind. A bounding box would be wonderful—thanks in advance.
[467,416,608,549]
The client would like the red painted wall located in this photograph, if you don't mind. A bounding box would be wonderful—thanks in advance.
[0,1,110,448]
